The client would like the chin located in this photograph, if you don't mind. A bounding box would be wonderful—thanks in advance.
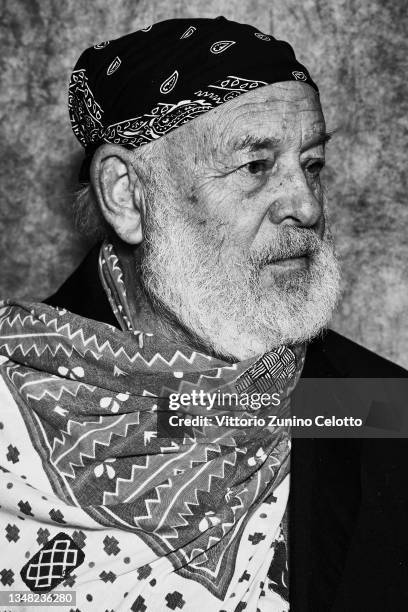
[203,297,337,361]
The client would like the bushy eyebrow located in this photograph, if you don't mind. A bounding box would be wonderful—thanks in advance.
[229,135,281,153]
[229,130,335,154]
[300,131,333,153]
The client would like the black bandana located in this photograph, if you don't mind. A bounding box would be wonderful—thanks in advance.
[69,16,319,181]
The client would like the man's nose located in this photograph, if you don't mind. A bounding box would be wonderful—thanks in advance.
[267,171,322,228]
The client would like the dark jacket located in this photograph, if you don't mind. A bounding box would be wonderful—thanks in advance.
[46,246,408,612]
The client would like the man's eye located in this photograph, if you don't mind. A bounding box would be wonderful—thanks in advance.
[305,160,325,176]
[243,160,269,175]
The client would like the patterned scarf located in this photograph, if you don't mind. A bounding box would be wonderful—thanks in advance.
[0,242,305,611]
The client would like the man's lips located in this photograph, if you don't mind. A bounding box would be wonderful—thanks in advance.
[260,253,311,270]
[269,255,309,269]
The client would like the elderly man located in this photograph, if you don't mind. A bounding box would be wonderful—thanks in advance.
[0,16,406,612]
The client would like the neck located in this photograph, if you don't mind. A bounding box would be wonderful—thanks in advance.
[115,241,235,360]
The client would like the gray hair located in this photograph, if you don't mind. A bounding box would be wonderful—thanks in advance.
[73,182,109,240]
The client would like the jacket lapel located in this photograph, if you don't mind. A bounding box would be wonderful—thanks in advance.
[289,339,362,610]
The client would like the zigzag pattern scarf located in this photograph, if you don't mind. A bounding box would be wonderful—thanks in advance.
[0,242,305,611]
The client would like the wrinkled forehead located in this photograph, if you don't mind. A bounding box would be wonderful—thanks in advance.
[205,81,325,151]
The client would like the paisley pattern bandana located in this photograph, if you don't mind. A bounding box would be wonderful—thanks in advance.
[69,16,318,181]
[0,241,305,611]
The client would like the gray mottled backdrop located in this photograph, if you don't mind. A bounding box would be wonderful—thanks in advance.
[1,0,407,366]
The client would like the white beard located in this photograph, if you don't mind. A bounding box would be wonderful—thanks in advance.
[140,190,341,361]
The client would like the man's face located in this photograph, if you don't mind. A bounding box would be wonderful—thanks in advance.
[140,81,341,360]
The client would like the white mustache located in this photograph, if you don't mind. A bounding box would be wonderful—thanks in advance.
[252,228,324,267]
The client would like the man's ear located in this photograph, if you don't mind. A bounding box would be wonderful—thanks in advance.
[90,144,145,244]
